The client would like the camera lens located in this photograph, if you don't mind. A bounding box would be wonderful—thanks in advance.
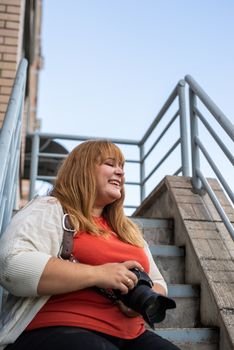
[116,269,176,328]
[102,268,176,329]
[145,301,160,317]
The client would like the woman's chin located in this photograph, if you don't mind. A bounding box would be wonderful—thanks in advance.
[106,192,122,204]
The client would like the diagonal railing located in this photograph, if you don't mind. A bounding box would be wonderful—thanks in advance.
[0,58,28,310]
[186,75,234,239]
[138,79,189,200]
[0,58,28,236]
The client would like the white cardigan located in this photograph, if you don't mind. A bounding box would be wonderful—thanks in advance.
[0,196,167,348]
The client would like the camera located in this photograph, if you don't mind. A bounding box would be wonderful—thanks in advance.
[113,268,176,329]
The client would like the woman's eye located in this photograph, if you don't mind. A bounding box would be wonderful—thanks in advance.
[105,162,114,167]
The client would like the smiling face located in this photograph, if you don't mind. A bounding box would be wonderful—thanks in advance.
[56,140,125,218]
[93,157,125,216]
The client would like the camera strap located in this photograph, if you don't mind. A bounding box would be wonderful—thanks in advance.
[59,213,78,263]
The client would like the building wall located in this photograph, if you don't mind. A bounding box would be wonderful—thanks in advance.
[0,0,42,131]
[0,0,43,204]
[0,0,24,126]
[25,0,43,133]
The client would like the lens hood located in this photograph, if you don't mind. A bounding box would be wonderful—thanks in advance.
[113,268,176,329]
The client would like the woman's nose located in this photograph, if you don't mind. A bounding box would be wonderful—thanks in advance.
[115,166,125,176]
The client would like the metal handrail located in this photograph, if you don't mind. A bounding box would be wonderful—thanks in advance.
[28,81,190,209]
[27,75,233,239]
[28,132,140,209]
[0,58,28,310]
[0,58,28,236]
[139,79,189,200]
[185,74,234,239]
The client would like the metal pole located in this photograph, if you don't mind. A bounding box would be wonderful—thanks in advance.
[177,80,190,176]
[189,88,202,190]
[29,132,40,200]
[185,75,234,140]
[139,143,145,202]
[196,169,234,240]
[0,59,28,190]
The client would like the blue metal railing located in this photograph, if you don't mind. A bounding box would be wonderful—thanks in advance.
[0,58,28,310]
[28,76,233,239]
[28,133,139,209]
[1,66,232,242]
[28,79,190,209]
[138,80,189,200]
[0,58,28,236]
[186,75,234,240]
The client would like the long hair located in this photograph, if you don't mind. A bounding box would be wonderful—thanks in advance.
[50,140,144,247]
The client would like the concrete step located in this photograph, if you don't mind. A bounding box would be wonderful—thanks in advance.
[150,244,185,284]
[131,217,174,245]
[156,284,200,328]
[152,328,219,350]
[133,217,220,349]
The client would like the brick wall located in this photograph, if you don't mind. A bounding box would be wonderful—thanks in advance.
[0,0,24,127]
[0,0,43,204]
[0,0,43,130]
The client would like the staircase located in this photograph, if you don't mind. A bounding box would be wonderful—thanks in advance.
[132,217,219,349]
[131,175,234,350]
[0,60,233,349]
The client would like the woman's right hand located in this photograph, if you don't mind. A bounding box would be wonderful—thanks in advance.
[94,260,144,294]
[37,258,143,296]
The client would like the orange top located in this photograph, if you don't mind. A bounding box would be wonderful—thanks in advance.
[26,217,149,339]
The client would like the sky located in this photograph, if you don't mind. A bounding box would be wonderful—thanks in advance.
[37,0,234,210]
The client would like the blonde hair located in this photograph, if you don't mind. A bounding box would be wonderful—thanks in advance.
[51,140,144,247]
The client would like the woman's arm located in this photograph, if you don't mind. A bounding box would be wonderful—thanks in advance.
[0,197,144,297]
[152,282,167,296]
[37,258,143,295]
[0,197,64,296]
[144,242,168,296]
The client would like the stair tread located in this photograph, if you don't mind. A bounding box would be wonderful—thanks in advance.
[168,284,200,297]
[150,244,185,256]
[131,217,173,228]
[152,328,219,343]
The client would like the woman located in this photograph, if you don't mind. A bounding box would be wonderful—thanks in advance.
[0,140,180,350]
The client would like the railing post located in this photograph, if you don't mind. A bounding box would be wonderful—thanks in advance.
[139,143,145,202]
[29,132,40,200]
[177,80,190,176]
[189,88,202,190]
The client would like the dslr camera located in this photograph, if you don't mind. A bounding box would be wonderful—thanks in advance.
[113,268,176,329]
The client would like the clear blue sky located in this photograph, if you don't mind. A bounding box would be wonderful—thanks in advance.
[37,0,234,206]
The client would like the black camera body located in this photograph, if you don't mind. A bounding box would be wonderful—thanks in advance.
[113,268,176,329]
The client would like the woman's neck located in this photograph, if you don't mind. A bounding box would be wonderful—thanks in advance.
[91,207,103,217]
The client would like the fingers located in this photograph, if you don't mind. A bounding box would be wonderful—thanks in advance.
[124,273,137,290]
[113,274,135,294]
[126,277,134,289]
[122,260,144,272]
[118,282,129,294]
[119,260,144,293]
[94,260,143,293]
[121,260,144,290]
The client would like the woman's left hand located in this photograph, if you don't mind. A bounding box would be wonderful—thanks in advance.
[117,300,140,318]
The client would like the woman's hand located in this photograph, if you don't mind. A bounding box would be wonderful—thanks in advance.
[94,260,144,294]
